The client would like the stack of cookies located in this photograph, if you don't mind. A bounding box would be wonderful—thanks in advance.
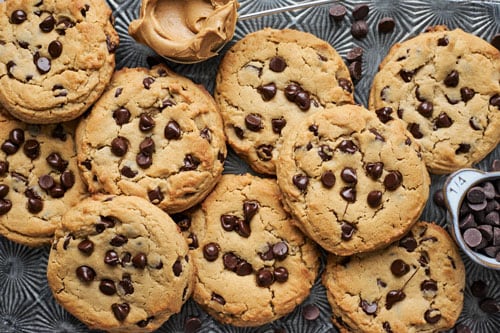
[1,1,500,332]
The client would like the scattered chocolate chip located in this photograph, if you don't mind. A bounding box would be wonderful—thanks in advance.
[257,83,277,101]
[269,56,286,72]
[76,265,95,282]
[346,47,363,63]
[293,174,309,191]
[77,239,94,255]
[329,4,346,22]
[321,170,336,188]
[384,171,402,191]
[256,268,274,287]
[444,70,459,87]
[378,17,395,33]
[348,61,362,82]
[353,4,369,20]
[351,20,368,39]
[181,154,200,171]
[113,107,131,125]
[172,259,183,276]
[433,189,446,208]
[302,304,320,321]
[203,243,220,261]
[112,303,130,321]
[139,114,155,132]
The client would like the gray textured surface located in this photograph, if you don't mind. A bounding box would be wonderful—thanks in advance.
[1,0,500,332]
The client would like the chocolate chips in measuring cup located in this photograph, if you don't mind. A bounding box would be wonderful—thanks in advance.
[458,173,500,261]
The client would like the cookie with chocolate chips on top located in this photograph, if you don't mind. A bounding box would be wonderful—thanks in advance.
[322,221,465,333]
[0,107,87,246]
[187,174,320,327]
[0,0,119,124]
[369,26,500,174]
[276,104,430,256]
[47,194,194,333]
[215,28,354,175]
[76,64,226,214]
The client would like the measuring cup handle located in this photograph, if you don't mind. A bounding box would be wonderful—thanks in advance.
[443,168,486,219]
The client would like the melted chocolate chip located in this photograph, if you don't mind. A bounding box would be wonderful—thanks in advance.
[367,190,383,208]
[211,292,226,305]
[424,309,441,323]
[390,259,410,276]
[269,56,287,72]
[385,289,405,309]
[104,250,120,266]
[271,118,287,134]
[338,140,358,154]
[285,83,301,101]
[293,174,309,191]
[399,235,417,252]
[421,279,438,292]
[147,187,164,204]
[408,123,423,139]
[399,69,415,82]
[100,279,117,295]
[78,239,94,255]
[132,253,147,269]
[10,10,27,24]
[245,114,262,131]
[256,144,273,161]
[46,152,68,172]
[417,101,433,118]
[143,77,155,89]
[341,168,357,184]
[444,70,459,87]
[110,235,128,247]
[318,145,333,161]
[76,265,95,282]
[221,215,238,231]
[456,143,471,154]
[435,112,453,128]
[438,36,449,46]
[256,268,274,287]
[384,171,402,191]
[203,243,219,261]
[23,140,40,159]
[360,299,377,315]
[120,166,137,178]
[111,137,128,157]
[181,154,200,171]
[36,56,51,74]
[112,303,130,321]
[243,200,259,222]
[6,61,15,78]
[257,83,277,101]
[338,78,352,93]
[164,120,181,140]
[490,95,500,108]
[341,187,356,202]
[341,222,355,240]
[375,107,393,123]
[200,128,211,142]
[365,162,384,180]
[172,259,183,276]
[139,114,155,132]
[119,273,134,295]
[236,219,251,238]
[236,261,253,276]
[461,87,475,102]
[321,170,336,188]
[113,107,131,125]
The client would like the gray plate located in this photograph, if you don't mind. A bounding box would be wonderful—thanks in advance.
[1,0,500,332]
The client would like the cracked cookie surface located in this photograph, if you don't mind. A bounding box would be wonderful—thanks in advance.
[187,174,319,327]
[0,0,119,124]
[369,27,500,174]
[276,104,430,256]
[322,221,465,333]
[0,107,87,246]
[215,28,354,175]
[47,194,194,333]
[76,65,226,214]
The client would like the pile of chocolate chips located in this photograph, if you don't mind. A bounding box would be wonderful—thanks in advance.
[457,163,500,261]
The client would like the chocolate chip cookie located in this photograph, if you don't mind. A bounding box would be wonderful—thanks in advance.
[76,65,226,214]
[369,26,500,174]
[215,28,354,175]
[0,108,87,246]
[187,174,320,327]
[0,0,119,124]
[47,194,194,333]
[276,104,430,256]
[322,221,465,333]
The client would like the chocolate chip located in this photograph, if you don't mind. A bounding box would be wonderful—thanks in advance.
[271,118,286,134]
[341,222,355,240]
[173,259,183,276]
[27,197,43,213]
[417,101,433,118]
[120,166,137,178]
[302,304,320,321]
[245,114,262,131]
[121,252,131,267]
[139,114,155,132]
[112,303,130,321]
[479,298,500,313]
[269,56,286,72]
[236,261,253,276]
[399,69,415,82]
[424,309,441,324]
[211,292,225,305]
[0,199,12,215]
[60,170,75,189]
[10,129,24,146]
[437,36,449,46]
[181,154,200,171]
[1,141,18,155]
[203,243,219,261]
[274,267,289,283]
[338,78,353,93]
[110,235,128,247]
[348,61,362,82]
[105,250,120,266]
[119,273,134,295]
[0,184,9,198]
[293,174,309,191]
[184,316,202,333]
[139,137,155,156]
[114,87,123,98]
[341,168,357,184]
[365,162,384,180]
[470,280,488,298]
[256,144,273,161]
[367,190,383,208]
[22,139,40,159]
[455,143,471,154]
[256,268,274,287]
[200,128,211,142]
[143,77,155,89]
[284,83,301,102]
[272,242,288,261]
[467,186,485,204]
[243,200,259,223]
[444,70,459,87]
[460,87,475,102]
[76,265,95,282]
[491,34,500,51]
[113,107,131,125]
[433,189,446,208]
[100,279,117,296]
[236,219,251,238]
[489,94,500,108]
[378,17,395,33]
[309,124,318,136]
[106,34,117,53]
[147,187,164,204]
[0,161,8,176]
[321,170,336,188]
[132,253,147,269]
[385,289,405,309]
[6,61,16,78]
[338,140,358,154]
[36,56,51,74]
[10,10,27,24]
[360,299,377,315]
[257,83,277,101]
[295,91,311,111]
[110,137,128,157]
[221,215,238,231]
[48,184,64,198]
[39,15,56,32]
[390,259,410,276]
[375,107,393,123]
[353,4,370,20]
[346,47,363,63]
[38,175,55,191]
[435,114,452,129]
[223,253,238,271]
[171,213,192,231]
[318,145,333,161]
[46,152,68,172]
[463,228,483,248]
[384,171,402,191]
[351,20,368,39]
[164,120,181,140]
[77,239,94,255]
[329,4,347,22]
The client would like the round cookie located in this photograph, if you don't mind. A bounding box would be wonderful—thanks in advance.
[0,108,87,246]
[187,174,320,327]
[47,194,194,333]
[369,26,500,174]
[0,0,119,124]
[322,221,465,333]
[215,28,354,175]
[276,104,430,256]
[76,65,226,214]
